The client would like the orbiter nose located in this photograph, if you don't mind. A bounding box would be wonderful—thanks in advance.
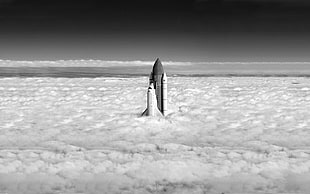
[148,83,154,90]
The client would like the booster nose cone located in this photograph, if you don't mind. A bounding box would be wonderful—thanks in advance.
[152,58,164,75]
[162,72,167,81]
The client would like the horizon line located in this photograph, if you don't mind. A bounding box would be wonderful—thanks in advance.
[1,59,310,67]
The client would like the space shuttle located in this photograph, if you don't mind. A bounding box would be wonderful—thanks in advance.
[142,58,167,116]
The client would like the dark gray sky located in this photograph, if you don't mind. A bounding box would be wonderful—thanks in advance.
[0,0,310,61]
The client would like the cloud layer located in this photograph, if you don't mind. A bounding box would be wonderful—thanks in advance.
[0,76,310,193]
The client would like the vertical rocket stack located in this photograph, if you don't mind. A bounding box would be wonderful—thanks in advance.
[142,58,167,116]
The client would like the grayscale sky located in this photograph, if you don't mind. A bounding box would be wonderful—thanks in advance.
[0,0,310,61]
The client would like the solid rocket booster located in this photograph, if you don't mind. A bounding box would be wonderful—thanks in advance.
[161,73,167,116]
[142,58,167,117]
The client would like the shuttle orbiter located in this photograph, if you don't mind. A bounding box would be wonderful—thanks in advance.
[142,58,167,116]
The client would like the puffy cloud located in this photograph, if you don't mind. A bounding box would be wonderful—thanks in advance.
[1,76,310,193]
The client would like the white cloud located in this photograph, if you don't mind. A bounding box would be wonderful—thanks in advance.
[0,76,310,193]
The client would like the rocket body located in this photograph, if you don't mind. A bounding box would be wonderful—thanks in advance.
[154,75,162,111]
[162,73,167,116]
[146,84,157,116]
[142,58,168,117]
